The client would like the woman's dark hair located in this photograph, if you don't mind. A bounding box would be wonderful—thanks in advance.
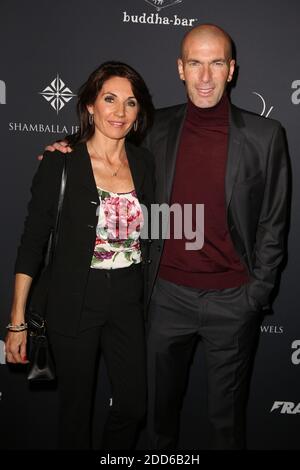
[70,61,154,146]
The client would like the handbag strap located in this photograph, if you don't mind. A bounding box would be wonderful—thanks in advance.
[45,155,68,266]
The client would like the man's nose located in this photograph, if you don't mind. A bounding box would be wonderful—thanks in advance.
[199,65,212,83]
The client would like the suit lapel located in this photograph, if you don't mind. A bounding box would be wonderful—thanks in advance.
[225,105,245,208]
[165,105,187,203]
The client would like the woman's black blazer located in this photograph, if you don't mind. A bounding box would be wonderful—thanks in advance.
[14,141,155,336]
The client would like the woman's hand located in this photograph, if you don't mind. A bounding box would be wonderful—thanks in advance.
[5,330,29,364]
[5,273,32,364]
[37,140,72,160]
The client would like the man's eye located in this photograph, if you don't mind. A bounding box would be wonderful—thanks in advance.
[104,96,114,103]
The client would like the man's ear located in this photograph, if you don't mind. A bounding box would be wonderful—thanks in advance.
[177,58,185,81]
[227,59,236,82]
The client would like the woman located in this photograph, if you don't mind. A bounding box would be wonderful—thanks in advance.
[5,61,155,450]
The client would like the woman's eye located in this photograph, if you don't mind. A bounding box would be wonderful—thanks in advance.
[104,96,114,103]
[127,101,137,107]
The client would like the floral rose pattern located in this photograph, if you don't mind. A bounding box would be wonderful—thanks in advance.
[90,187,144,269]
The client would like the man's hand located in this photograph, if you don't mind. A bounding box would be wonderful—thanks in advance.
[37,140,72,160]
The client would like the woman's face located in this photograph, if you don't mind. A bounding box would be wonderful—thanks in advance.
[87,76,139,141]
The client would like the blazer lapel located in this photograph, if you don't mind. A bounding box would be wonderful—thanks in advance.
[225,105,245,208]
[125,141,145,195]
[72,142,99,201]
[165,105,187,203]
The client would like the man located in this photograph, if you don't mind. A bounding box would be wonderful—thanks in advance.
[44,24,288,449]
[144,24,288,450]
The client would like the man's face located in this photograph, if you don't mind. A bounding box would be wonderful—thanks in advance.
[178,34,235,108]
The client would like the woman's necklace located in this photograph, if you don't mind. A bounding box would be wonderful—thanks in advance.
[89,142,125,177]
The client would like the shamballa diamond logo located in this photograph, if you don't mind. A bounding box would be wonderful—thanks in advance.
[39,74,76,114]
[145,0,183,12]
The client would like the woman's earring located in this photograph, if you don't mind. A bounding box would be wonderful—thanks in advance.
[133,120,138,132]
[89,113,94,125]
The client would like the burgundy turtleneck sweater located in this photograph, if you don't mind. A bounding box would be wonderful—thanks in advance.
[158,94,249,289]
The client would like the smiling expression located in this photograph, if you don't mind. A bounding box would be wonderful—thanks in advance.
[87,76,139,141]
[178,33,235,108]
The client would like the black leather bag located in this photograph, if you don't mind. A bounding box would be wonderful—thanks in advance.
[26,309,56,381]
[26,155,67,382]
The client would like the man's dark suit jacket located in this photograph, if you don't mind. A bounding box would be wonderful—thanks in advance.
[14,141,155,336]
[144,102,289,311]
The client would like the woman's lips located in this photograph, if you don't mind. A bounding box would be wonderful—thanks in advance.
[108,121,125,127]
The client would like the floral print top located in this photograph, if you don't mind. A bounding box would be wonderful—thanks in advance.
[90,187,144,269]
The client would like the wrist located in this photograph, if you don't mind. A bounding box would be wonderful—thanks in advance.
[6,322,28,332]
[10,308,25,324]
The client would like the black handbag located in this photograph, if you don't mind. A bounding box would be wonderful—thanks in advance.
[26,155,68,382]
[26,310,56,381]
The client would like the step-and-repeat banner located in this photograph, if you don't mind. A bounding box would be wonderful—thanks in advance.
[0,0,299,450]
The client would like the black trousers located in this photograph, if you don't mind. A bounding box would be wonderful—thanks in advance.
[147,277,261,450]
[48,264,146,450]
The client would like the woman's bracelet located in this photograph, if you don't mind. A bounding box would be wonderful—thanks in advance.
[6,322,28,332]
